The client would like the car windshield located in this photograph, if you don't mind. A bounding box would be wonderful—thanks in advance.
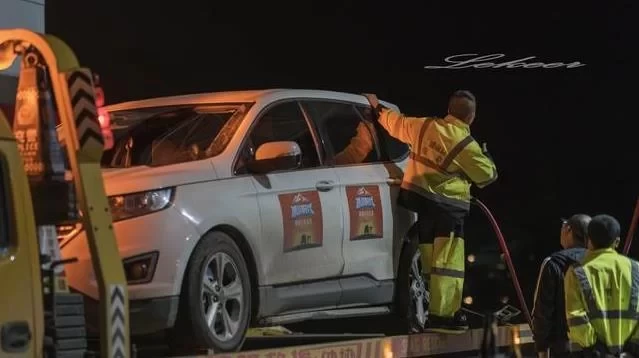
[101,103,251,168]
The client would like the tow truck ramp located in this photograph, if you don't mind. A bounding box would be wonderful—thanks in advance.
[175,324,533,358]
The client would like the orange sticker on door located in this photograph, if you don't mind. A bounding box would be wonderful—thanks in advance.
[279,191,323,252]
[346,185,383,240]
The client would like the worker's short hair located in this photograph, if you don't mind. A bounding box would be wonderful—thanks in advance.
[566,214,591,246]
[588,214,621,249]
[448,90,476,121]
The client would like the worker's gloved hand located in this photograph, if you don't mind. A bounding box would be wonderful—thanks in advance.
[362,93,383,119]
[362,93,380,108]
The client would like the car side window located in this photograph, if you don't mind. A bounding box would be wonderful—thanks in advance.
[236,101,321,174]
[356,106,409,162]
[0,158,10,251]
[301,101,380,166]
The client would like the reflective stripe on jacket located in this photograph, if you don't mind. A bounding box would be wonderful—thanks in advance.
[377,107,498,210]
[564,248,639,354]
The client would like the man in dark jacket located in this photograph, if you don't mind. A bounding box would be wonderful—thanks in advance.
[532,214,591,357]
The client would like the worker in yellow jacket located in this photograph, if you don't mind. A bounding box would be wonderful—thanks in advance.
[363,91,498,333]
[564,214,639,357]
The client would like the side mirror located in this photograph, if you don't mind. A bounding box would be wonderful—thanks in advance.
[246,141,302,174]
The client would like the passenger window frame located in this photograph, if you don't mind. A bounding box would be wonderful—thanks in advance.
[232,99,326,176]
[299,98,384,168]
[355,105,410,163]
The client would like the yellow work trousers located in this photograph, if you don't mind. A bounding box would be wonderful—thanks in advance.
[420,243,433,275]
[422,234,465,318]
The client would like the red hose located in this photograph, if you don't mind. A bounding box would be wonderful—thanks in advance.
[472,198,533,329]
[623,197,639,255]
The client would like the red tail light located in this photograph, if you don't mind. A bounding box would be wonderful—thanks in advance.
[93,74,113,150]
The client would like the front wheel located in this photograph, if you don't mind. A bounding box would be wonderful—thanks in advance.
[171,231,252,353]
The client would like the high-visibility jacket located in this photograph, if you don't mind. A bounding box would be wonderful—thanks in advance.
[377,108,498,210]
[564,248,639,355]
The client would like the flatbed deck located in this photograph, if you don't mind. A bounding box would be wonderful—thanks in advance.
[168,323,534,358]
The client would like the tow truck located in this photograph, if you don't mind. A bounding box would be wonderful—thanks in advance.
[0,28,535,358]
[0,28,129,357]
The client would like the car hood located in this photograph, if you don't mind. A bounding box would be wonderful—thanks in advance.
[101,162,217,196]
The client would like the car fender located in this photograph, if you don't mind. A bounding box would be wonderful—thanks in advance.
[171,179,264,295]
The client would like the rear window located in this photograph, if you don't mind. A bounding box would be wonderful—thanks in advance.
[101,103,251,168]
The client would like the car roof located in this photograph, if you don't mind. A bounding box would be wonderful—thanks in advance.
[104,89,398,112]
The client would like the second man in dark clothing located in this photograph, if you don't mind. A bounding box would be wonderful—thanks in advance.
[532,214,591,357]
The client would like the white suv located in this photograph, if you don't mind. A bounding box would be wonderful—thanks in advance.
[59,89,424,352]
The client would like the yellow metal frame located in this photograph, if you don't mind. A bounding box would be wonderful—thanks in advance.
[0,109,43,357]
[0,28,130,358]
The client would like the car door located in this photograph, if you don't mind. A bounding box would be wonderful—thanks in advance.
[234,100,344,288]
[0,137,42,357]
[300,99,410,305]
[355,104,416,277]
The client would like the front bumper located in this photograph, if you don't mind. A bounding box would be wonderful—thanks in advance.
[59,206,201,300]
[82,294,180,336]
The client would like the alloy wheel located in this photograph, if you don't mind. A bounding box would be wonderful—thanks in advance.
[201,252,244,342]
[410,250,429,329]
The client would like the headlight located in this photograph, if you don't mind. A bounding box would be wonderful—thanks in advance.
[123,251,159,285]
[108,188,174,222]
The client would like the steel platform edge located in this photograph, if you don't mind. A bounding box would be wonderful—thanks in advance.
[178,323,534,358]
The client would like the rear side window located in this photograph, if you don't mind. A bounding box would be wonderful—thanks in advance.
[356,106,409,162]
[301,100,381,166]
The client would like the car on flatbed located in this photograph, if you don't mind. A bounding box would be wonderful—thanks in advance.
[59,88,426,352]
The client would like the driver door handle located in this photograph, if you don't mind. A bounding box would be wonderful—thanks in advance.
[315,180,334,192]
[386,177,402,185]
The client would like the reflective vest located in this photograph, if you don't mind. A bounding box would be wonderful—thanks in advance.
[377,108,498,210]
[564,248,639,355]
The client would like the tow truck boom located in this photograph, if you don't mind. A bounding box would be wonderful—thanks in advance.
[0,28,129,357]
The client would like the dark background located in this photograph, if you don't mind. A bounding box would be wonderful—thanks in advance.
[46,1,637,320]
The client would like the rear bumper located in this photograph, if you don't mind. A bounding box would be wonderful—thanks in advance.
[82,294,180,336]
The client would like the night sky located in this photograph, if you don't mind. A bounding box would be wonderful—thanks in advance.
[46,1,637,317]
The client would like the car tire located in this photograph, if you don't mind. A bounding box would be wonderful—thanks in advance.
[393,236,429,334]
[170,231,252,353]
